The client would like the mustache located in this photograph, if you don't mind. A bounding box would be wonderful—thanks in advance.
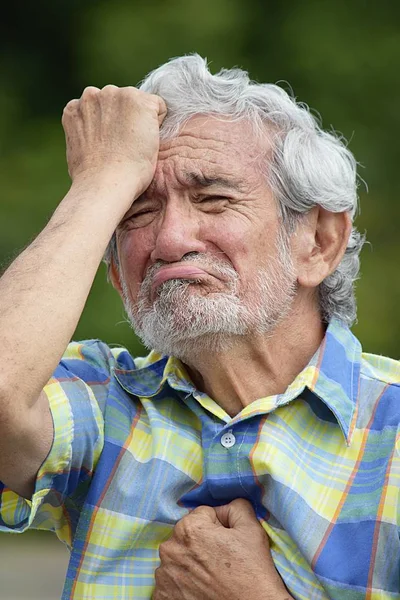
[142,252,239,284]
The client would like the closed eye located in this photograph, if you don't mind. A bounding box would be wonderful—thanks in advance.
[195,195,231,206]
[122,205,159,229]
[130,209,155,218]
[195,195,230,212]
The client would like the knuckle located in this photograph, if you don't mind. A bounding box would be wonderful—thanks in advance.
[158,540,170,562]
[131,89,156,106]
[174,515,195,539]
[147,93,164,110]
[81,86,100,99]
[149,93,162,103]
[63,99,79,111]
[62,100,79,120]
[101,84,119,94]
[191,505,214,517]
[119,85,138,96]
[154,565,163,582]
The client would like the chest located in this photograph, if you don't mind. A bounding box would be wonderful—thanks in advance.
[70,396,400,599]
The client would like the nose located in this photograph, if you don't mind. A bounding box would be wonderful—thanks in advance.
[150,199,207,263]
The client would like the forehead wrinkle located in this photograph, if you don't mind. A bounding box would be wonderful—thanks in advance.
[162,133,230,147]
[181,170,246,193]
[151,122,265,198]
[158,139,265,187]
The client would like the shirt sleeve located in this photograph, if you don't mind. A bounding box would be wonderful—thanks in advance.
[0,339,116,548]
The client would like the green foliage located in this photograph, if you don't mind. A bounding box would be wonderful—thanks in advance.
[1,0,399,356]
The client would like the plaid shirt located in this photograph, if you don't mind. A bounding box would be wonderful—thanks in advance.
[1,319,400,599]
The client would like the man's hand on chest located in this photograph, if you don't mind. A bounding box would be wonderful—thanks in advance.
[153,498,294,600]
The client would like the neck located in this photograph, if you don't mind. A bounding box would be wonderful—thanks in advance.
[184,302,325,417]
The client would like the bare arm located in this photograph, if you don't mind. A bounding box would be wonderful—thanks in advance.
[0,85,166,498]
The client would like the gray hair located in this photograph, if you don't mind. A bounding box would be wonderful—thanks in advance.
[104,54,365,326]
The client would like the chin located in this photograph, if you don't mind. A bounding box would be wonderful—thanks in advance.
[139,329,236,361]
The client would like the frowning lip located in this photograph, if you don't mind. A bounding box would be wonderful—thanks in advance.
[151,264,210,293]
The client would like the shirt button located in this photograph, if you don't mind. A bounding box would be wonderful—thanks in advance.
[220,430,236,448]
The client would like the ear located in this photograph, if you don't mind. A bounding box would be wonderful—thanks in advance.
[109,259,123,295]
[296,207,352,288]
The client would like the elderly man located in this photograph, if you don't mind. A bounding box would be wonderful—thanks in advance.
[0,55,398,600]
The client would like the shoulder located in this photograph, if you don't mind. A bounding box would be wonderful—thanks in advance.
[360,352,400,388]
[62,339,122,374]
[357,353,400,429]
[58,339,165,386]
[58,339,134,381]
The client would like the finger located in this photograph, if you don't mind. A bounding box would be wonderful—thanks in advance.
[188,505,220,524]
[63,99,79,113]
[100,84,121,98]
[78,86,102,122]
[173,506,223,542]
[214,499,260,530]
[156,95,168,126]
[62,99,80,126]
[80,86,101,112]
[81,85,101,100]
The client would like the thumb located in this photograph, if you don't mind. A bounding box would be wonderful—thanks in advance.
[214,499,260,530]
[157,96,167,126]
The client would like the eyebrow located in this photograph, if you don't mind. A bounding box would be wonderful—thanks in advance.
[183,171,245,192]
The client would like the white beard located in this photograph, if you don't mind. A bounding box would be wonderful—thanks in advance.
[121,231,297,361]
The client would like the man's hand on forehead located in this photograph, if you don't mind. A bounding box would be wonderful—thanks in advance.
[62,85,167,204]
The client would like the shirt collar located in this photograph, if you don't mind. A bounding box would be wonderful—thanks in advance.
[303,318,361,444]
[113,319,361,444]
[233,319,361,444]
[113,350,195,398]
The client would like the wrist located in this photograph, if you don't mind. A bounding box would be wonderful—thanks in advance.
[72,166,139,196]
[67,168,143,221]
[49,179,132,241]
[71,159,153,196]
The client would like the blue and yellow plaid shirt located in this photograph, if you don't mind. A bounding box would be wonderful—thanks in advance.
[1,319,400,599]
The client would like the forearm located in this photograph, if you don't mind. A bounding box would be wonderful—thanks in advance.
[0,174,134,409]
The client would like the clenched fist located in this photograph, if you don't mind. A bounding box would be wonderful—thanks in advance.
[153,499,293,600]
[62,85,167,198]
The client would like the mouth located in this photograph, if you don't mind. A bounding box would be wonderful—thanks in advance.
[151,264,210,296]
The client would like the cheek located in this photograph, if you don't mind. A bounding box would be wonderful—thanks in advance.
[211,230,256,291]
[213,224,282,295]
[206,218,248,258]
[211,225,265,272]
[118,229,154,295]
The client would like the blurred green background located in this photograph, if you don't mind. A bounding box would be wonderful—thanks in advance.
[0,0,399,595]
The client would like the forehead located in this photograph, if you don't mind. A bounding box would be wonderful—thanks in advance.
[153,115,269,192]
